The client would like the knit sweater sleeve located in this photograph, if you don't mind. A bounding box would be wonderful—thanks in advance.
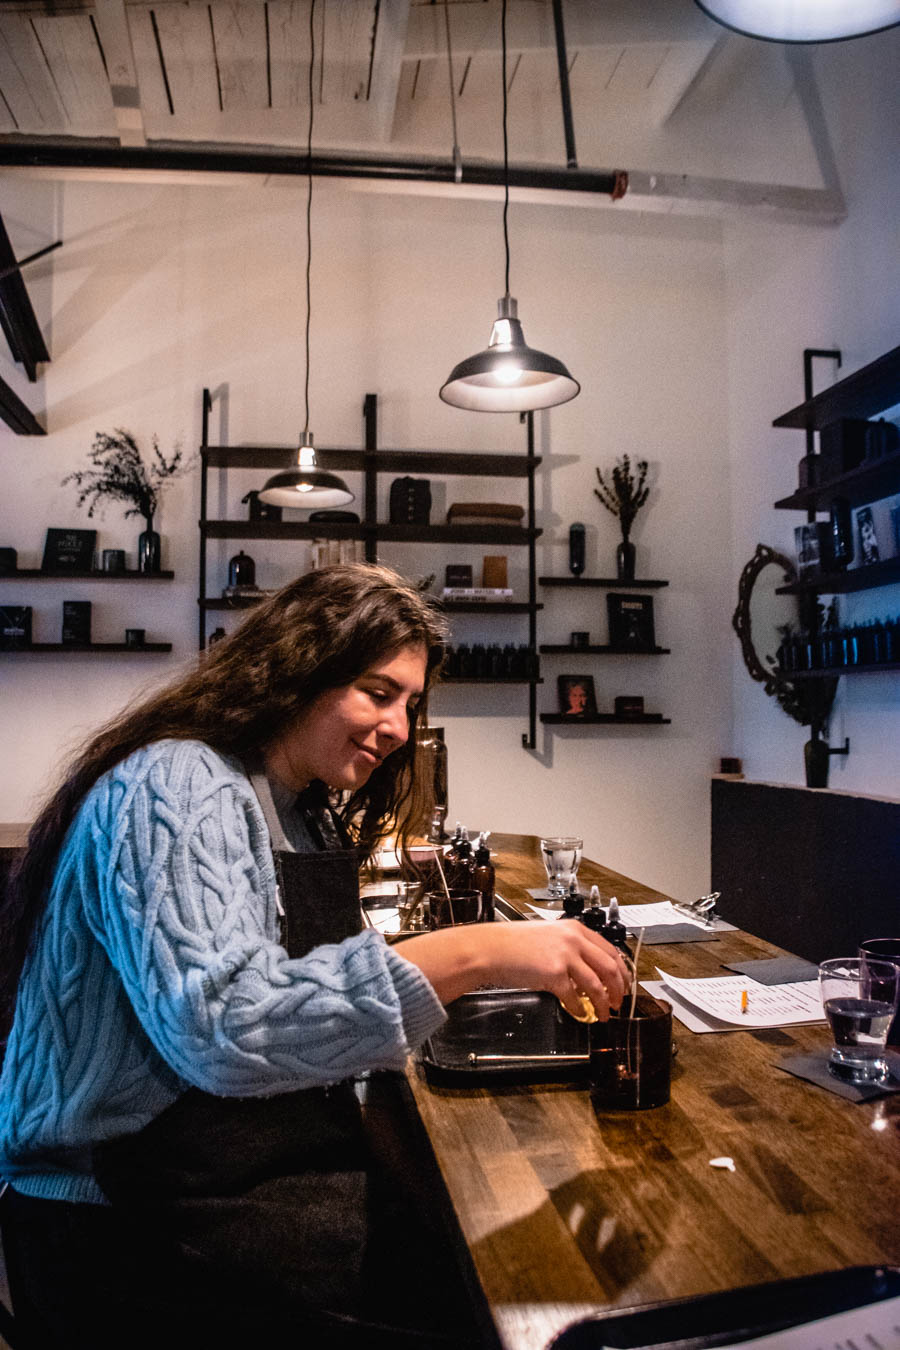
[80,741,446,1096]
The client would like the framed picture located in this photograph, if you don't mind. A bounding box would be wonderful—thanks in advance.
[607,593,656,651]
[855,506,880,565]
[557,674,597,718]
[41,528,96,573]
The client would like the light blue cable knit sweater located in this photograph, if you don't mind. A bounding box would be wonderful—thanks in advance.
[0,740,447,1205]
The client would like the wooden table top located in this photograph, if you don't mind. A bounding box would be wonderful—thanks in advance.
[406,833,900,1350]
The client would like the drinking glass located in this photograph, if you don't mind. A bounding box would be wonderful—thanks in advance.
[539,837,583,904]
[859,938,900,1046]
[818,956,900,1084]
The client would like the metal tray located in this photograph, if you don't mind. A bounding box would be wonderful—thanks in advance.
[421,989,590,1085]
[548,1265,900,1350]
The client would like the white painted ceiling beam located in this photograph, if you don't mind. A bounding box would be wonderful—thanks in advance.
[93,0,146,145]
[367,0,410,143]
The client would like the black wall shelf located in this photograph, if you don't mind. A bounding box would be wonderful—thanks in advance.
[0,569,175,580]
[200,390,543,748]
[539,644,670,655]
[776,556,900,596]
[782,662,900,679]
[540,712,670,725]
[774,449,900,515]
[539,576,669,589]
[3,643,172,654]
[773,342,900,430]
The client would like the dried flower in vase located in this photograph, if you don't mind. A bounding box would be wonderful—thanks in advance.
[63,429,191,528]
[593,455,650,544]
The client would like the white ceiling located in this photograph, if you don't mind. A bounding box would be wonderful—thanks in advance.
[0,0,847,222]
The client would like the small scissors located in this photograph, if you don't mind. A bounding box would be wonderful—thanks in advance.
[672,891,721,928]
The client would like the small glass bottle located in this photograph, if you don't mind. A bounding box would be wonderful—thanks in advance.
[473,832,495,922]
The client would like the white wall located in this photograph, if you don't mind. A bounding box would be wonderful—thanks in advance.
[2,24,898,896]
[0,176,729,898]
[722,27,900,796]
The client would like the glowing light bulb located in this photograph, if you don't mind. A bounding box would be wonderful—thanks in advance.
[494,362,523,385]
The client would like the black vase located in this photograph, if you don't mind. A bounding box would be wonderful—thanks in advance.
[804,736,830,789]
[616,540,636,581]
[138,519,161,574]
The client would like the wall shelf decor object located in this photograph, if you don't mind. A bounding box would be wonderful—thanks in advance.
[0,567,175,655]
[199,390,543,748]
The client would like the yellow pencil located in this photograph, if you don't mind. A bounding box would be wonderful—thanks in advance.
[740,988,749,1015]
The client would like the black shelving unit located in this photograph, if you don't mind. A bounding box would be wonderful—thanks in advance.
[199,390,543,748]
[773,342,900,430]
[0,567,175,653]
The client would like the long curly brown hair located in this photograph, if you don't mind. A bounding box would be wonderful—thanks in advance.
[1,564,447,1030]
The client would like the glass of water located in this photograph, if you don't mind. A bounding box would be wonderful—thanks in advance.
[818,956,900,1084]
[539,837,583,904]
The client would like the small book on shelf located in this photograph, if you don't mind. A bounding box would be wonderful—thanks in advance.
[441,587,513,601]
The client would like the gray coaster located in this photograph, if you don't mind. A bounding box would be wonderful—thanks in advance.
[630,923,719,944]
[776,1051,900,1102]
[527,888,570,904]
[724,956,819,985]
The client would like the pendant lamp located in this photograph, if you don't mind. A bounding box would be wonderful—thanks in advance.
[694,0,900,42]
[439,0,579,413]
[259,0,353,511]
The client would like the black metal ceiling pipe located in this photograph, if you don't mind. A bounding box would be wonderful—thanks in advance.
[552,0,578,170]
[0,141,626,197]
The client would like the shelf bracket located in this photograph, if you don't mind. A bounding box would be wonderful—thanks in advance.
[827,737,850,758]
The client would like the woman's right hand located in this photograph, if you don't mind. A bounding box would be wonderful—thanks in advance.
[398,919,631,1020]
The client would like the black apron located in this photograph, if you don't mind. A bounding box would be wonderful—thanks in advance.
[90,771,396,1343]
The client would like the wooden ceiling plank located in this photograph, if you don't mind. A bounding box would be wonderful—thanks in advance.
[0,12,67,133]
[128,5,176,122]
[267,0,312,111]
[366,0,409,143]
[209,2,268,112]
[320,0,375,106]
[406,0,717,60]
[31,13,117,137]
[149,0,222,121]
[92,0,148,146]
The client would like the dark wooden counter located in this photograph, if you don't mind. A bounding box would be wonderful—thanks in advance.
[406,833,900,1350]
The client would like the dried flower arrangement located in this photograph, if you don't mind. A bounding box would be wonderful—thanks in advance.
[593,455,650,543]
[63,430,190,528]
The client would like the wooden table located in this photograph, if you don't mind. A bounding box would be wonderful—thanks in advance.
[406,833,900,1350]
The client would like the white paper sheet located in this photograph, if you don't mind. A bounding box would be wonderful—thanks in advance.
[618,900,737,932]
[655,967,825,1028]
[640,979,734,1033]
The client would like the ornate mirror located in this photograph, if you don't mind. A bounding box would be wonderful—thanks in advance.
[732,543,823,725]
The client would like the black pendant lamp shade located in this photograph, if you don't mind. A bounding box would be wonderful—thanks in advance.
[440,295,580,413]
[694,0,900,41]
[259,432,354,510]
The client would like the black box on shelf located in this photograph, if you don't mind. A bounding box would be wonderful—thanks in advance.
[0,547,17,575]
[61,600,92,646]
[614,695,645,717]
[445,564,473,588]
[389,477,431,525]
[41,528,96,572]
[864,418,899,461]
[607,593,656,651]
[818,420,870,480]
[797,455,818,491]
[0,605,32,650]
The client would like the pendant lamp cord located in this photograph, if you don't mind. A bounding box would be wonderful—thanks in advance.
[501,0,510,297]
[303,0,317,437]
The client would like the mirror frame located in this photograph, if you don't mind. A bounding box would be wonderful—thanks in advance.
[732,543,815,726]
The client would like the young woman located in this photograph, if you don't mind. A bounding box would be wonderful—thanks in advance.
[0,563,628,1348]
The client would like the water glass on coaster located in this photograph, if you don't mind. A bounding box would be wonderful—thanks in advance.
[539,837,583,908]
[818,957,900,1085]
[859,938,900,1046]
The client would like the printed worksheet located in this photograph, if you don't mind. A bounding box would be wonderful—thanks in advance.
[654,967,825,1028]
[617,900,736,932]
